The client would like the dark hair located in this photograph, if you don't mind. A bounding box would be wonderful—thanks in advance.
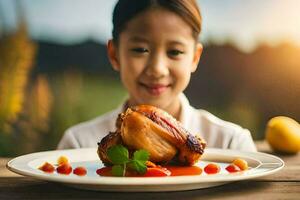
[112,0,202,44]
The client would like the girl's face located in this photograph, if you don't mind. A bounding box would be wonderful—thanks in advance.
[108,8,202,117]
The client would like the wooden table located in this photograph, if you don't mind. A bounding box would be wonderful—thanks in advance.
[1,141,299,200]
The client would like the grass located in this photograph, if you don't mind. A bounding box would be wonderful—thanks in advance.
[45,73,127,151]
[0,73,127,156]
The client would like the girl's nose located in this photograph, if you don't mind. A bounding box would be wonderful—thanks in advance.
[145,53,169,78]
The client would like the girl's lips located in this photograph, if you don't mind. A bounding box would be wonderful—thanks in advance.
[140,83,170,96]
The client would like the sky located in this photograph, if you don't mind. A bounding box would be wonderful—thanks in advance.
[0,0,300,52]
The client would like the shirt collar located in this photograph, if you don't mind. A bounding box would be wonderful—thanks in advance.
[178,93,192,128]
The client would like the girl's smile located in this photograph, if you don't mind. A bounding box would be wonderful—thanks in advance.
[139,82,172,96]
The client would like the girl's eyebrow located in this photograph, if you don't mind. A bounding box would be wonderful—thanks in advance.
[128,36,149,43]
[128,36,188,46]
[168,40,187,46]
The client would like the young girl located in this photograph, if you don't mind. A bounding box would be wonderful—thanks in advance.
[58,0,257,152]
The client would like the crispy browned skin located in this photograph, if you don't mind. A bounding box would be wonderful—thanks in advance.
[97,131,122,165]
[97,112,125,165]
[97,105,206,166]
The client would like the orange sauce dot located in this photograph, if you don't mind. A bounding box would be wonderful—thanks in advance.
[57,156,69,165]
[232,158,248,170]
[167,166,202,176]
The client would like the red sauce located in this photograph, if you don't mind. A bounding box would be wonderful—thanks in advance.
[167,166,202,176]
[204,163,220,174]
[96,167,142,177]
[143,167,171,177]
[73,167,87,176]
[225,164,240,173]
[96,165,202,177]
[96,166,112,176]
[39,162,55,173]
[56,163,72,175]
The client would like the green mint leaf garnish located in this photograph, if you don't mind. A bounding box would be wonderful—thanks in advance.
[112,165,125,177]
[133,149,149,162]
[106,145,149,176]
[107,145,129,165]
[128,160,147,174]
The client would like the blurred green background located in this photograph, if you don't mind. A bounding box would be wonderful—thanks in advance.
[0,0,299,156]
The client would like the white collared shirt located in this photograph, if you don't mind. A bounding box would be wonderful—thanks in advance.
[57,93,257,152]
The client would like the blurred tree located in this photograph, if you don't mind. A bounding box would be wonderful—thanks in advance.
[15,74,53,154]
[0,0,39,155]
[28,75,53,133]
[0,23,37,134]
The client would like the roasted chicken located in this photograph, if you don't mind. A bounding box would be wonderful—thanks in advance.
[97,105,206,166]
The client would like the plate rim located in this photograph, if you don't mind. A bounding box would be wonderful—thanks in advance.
[6,148,285,186]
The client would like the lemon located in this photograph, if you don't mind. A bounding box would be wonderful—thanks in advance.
[266,116,300,154]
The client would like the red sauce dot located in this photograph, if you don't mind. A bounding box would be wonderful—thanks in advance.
[225,164,240,173]
[73,167,87,176]
[204,163,220,174]
[38,162,55,173]
[56,163,72,175]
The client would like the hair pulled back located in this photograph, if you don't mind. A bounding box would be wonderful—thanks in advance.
[112,0,202,44]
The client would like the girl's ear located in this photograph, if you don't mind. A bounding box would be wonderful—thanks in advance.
[107,39,120,71]
[191,43,203,73]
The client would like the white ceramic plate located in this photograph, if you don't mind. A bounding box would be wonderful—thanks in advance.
[7,148,284,192]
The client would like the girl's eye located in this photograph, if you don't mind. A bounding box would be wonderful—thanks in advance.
[131,48,149,53]
[168,50,184,57]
